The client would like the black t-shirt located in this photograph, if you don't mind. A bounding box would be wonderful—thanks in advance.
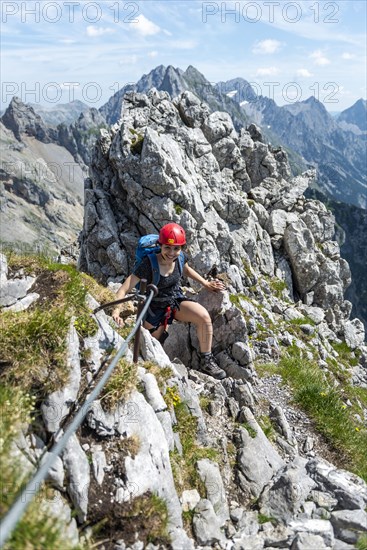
[133,253,187,306]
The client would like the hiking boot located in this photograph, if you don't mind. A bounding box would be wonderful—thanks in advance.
[199,354,227,380]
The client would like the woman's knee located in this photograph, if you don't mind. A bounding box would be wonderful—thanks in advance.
[199,308,212,326]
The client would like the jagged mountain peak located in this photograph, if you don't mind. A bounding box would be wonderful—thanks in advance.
[160,65,187,97]
[215,77,258,103]
[99,64,248,130]
[282,95,332,120]
[1,95,52,143]
[183,65,208,83]
[338,98,367,132]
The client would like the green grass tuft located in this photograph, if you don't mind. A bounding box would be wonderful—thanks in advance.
[100,358,138,410]
[356,534,367,550]
[279,347,367,480]
[170,401,219,496]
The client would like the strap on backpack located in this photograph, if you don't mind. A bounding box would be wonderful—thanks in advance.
[178,251,185,275]
[147,253,160,286]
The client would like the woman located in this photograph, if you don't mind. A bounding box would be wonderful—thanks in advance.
[112,223,227,380]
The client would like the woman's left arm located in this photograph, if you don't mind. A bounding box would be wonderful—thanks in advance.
[184,264,226,292]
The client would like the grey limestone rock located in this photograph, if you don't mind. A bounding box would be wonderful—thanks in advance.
[0,275,36,307]
[62,433,90,523]
[283,220,320,295]
[40,492,79,547]
[181,489,201,512]
[300,201,335,243]
[271,171,315,211]
[175,90,210,128]
[330,509,367,544]
[84,294,127,374]
[42,322,81,433]
[269,405,295,444]
[0,253,8,282]
[192,499,224,546]
[139,327,172,366]
[115,390,183,529]
[235,408,284,498]
[259,457,316,523]
[290,532,328,549]
[309,490,338,511]
[2,96,52,142]
[5,292,40,312]
[288,519,334,547]
[306,459,367,510]
[233,534,265,549]
[196,458,230,526]
[139,370,168,413]
[91,444,107,485]
[343,318,365,349]
[232,341,254,366]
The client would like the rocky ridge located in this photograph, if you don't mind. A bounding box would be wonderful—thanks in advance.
[76,89,367,543]
[29,100,90,127]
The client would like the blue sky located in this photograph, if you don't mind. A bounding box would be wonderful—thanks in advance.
[1,0,366,112]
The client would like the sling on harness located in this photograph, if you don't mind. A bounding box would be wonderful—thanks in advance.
[160,305,174,344]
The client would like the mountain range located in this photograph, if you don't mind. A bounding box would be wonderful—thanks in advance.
[0,64,366,328]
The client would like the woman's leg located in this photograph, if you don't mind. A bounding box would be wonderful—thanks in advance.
[174,302,213,353]
[143,321,165,341]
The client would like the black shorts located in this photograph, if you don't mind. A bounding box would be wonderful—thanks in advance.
[144,297,192,330]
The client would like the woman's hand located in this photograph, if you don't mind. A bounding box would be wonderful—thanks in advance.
[204,279,226,292]
[112,308,124,326]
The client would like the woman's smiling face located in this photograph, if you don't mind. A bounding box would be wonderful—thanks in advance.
[161,244,182,260]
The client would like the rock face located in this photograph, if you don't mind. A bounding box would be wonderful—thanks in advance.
[2,86,367,549]
[79,88,360,348]
[56,108,108,170]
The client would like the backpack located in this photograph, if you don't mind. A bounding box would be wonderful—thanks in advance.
[134,234,185,287]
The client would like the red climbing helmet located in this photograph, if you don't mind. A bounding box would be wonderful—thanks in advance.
[159,223,186,246]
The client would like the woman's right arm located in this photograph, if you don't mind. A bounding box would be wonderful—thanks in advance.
[112,274,140,326]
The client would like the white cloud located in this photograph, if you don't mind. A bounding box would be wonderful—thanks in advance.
[148,51,158,58]
[86,26,115,37]
[310,50,330,66]
[256,67,279,76]
[342,52,355,60]
[252,39,282,55]
[134,14,161,36]
[296,69,313,77]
